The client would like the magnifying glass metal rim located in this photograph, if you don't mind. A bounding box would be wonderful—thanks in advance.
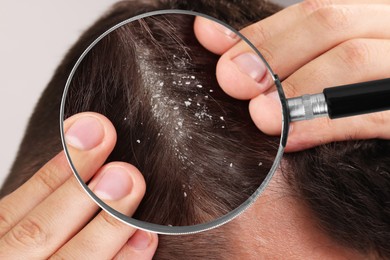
[60,9,290,235]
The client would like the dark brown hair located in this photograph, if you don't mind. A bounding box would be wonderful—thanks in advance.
[285,140,390,258]
[1,0,389,259]
[64,11,280,226]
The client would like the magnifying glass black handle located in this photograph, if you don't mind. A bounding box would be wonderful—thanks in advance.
[287,78,390,122]
[324,78,390,119]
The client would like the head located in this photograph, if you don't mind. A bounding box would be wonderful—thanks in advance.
[1,0,389,259]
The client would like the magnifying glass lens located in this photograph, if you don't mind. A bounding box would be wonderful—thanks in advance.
[62,12,284,233]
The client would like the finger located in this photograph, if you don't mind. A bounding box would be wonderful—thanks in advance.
[53,163,150,260]
[194,0,377,55]
[114,230,158,260]
[194,16,241,55]
[217,3,390,100]
[234,0,390,51]
[249,39,390,151]
[0,114,118,258]
[0,112,116,237]
[0,172,97,259]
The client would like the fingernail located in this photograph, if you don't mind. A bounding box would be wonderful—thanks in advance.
[232,53,267,83]
[213,22,238,39]
[128,230,152,250]
[65,116,104,150]
[93,167,133,201]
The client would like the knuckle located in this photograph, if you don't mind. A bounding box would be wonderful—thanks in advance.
[250,23,270,44]
[313,5,351,32]
[367,112,387,134]
[0,206,13,235]
[35,164,63,194]
[337,39,371,72]
[300,0,334,15]
[282,80,300,98]
[50,254,67,260]
[99,210,123,229]
[7,216,47,248]
[257,44,275,72]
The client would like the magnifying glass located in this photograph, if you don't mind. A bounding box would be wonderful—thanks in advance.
[60,10,390,235]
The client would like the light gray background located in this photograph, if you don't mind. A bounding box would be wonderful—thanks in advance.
[0,0,301,187]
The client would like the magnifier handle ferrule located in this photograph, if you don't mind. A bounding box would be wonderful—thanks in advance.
[287,78,390,122]
[287,93,328,122]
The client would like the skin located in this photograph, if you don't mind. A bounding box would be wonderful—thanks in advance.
[0,113,367,259]
[0,113,158,259]
[2,0,389,258]
[194,0,390,152]
[235,169,366,259]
